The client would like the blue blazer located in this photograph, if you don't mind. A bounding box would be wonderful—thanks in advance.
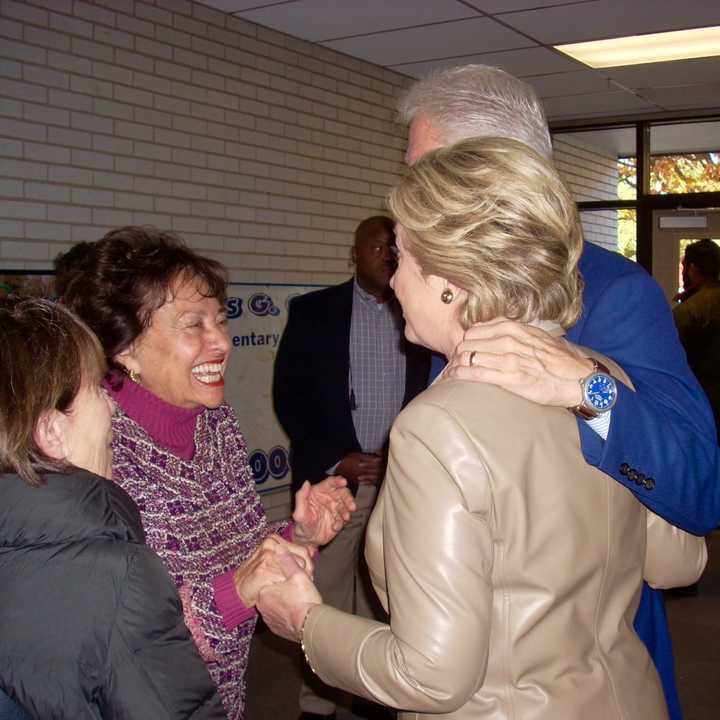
[430,241,718,719]
[570,243,719,720]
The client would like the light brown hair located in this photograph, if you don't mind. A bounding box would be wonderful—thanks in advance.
[0,297,106,486]
[388,136,584,329]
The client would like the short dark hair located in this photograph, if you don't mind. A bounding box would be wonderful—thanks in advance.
[54,226,227,376]
[354,216,395,246]
[0,297,106,486]
[684,239,720,280]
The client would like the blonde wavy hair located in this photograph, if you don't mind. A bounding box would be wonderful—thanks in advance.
[388,137,584,329]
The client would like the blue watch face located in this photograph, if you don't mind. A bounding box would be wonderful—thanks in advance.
[585,373,617,411]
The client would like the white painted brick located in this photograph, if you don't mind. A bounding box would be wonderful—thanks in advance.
[32,0,73,14]
[48,126,91,149]
[192,36,224,61]
[173,115,208,135]
[1,77,47,103]
[25,221,71,241]
[190,135,223,154]
[92,208,134,226]
[207,154,238,172]
[74,1,115,27]
[135,3,172,28]
[114,191,153,211]
[134,176,172,195]
[0,138,22,158]
[0,117,46,142]
[115,120,153,141]
[0,177,23,196]
[155,197,190,214]
[72,75,113,100]
[117,14,154,40]
[174,15,207,39]
[0,219,24,237]
[1,38,45,63]
[92,170,134,190]
[1,239,49,258]
[49,89,93,113]
[191,200,225,218]
[172,181,207,199]
[93,98,133,121]
[172,147,206,167]
[155,128,191,148]
[154,25,191,50]
[93,61,132,85]
[136,108,172,128]
[172,215,206,233]
[71,37,113,63]
[70,148,113,170]
[116,156,154,175]
[114,85,153,109]
[206,122,238,142]
[155,60,191,82]
[174,47,207,71]
[49,165,93,185]
[2,201,47,220]
[134,71,171,95]
[71,224,109,241]
[25,142,70,164]
[192,2,227,29]
[154,162,191,181]
[0,59,22,79]
[0,15,22,40]
[25,181,70,202]
[191,69,224,91]
[24,103,70,127]
[134,140,171,161]
[47,204,91,223]
[155,95,190,116]
[71,187,114,207]
[49,12,93,39]
[72,112,114,135]
[3,0,48,25]
[115,48,153,73]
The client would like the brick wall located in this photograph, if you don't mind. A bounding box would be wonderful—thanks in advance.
[0,0,410,282]
[553,134,619,252]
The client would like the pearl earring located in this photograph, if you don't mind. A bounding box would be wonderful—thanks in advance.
[440,288,454,304]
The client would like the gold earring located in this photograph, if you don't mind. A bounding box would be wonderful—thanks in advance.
[128,368,141,384]
[440,288,454,304]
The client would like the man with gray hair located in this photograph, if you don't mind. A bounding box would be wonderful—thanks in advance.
[399,64,719,720]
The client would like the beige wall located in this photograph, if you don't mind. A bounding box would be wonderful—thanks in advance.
[0,0,410,282]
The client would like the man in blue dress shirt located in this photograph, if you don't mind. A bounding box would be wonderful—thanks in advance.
[398,64,719,720]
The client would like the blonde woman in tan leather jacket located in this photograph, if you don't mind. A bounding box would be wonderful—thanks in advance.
[258,137,707,720]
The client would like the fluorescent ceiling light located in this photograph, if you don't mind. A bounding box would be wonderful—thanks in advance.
[555,26,720,68]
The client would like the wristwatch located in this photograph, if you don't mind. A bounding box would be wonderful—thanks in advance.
[569,359,618,420]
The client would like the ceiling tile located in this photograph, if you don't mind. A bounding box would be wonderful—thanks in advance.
[234,0,479,43]
[465,0,595,13]
[543,89,659,120]
[527,70,613,98]
[391,45,584,78]
[639,82,720,111]
[604,57,720,90]
[500,0,720,44]
[322,17,534,67]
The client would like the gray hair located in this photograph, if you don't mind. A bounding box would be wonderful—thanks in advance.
[398,64,552,158]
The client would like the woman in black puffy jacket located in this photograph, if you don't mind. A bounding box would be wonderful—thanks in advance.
[0,297,226,720]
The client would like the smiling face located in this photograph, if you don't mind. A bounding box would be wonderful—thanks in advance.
[390,226,463,357]
[117,275,231,409]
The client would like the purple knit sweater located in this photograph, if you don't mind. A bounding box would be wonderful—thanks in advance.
[107,378,289,720]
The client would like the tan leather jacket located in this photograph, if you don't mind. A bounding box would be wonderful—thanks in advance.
[303,355,707,720]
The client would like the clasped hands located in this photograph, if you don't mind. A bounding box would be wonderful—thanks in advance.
[234,475,355,608]
[445,317,595,408]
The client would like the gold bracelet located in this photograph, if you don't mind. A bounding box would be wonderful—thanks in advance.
[299,606,318,673]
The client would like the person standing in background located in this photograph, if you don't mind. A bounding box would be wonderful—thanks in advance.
[673,239,720,440]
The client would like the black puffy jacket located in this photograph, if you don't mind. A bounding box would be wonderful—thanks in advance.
[0,470,227,720]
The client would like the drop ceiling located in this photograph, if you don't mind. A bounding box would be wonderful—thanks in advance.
[196,0,720,125]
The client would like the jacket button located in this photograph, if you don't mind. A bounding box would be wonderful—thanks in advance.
[636,472,646,486]
[620,463,630,475]
[628,469,639,482]
[644,477,656,490]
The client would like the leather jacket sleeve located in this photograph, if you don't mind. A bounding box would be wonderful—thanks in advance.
[303,401,493,714]
[644,511,707,590]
